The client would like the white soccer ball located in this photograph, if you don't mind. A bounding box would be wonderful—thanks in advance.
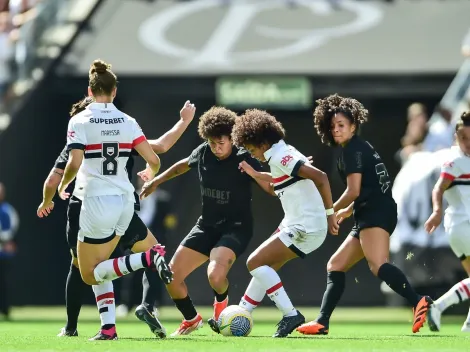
[217,305,253,337]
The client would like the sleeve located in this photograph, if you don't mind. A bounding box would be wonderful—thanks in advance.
[130,118,147,148]
[272,152,305,177]
[343,143,363,175]
[54,145,69,170]
[441,158,461,181]
[66,118,87,150]
[188,143,206,168]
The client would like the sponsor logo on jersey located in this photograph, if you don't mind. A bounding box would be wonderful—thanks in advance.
[90,117,125,124]
[281,155,293,166]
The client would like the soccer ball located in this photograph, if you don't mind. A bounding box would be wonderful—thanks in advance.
[217,305,253,337]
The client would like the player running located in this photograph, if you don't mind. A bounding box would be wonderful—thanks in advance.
[37,59,172,339]
[425,111,470,332]
[297,94,432,335]
[140,107,272,336]
[37,96,195,339]
[231,109,338,337]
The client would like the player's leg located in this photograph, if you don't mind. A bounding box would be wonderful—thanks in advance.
[126,220,167,339]
[359,227,431,333]
[297,231,364,335]
[428,221,470,332]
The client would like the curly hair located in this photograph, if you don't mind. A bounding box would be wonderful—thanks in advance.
[231,109,285,148]
[69,96,94,117]
[456,110,470,131]
[313,94,368,146]
[198,106,237,140]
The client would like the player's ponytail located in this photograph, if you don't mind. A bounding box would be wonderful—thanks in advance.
[456,111,470,131]
[88,59,117,97]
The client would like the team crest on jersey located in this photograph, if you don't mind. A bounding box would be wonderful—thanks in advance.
[281,155,293,166]
[443,161,454,168]
[67,130,75,138]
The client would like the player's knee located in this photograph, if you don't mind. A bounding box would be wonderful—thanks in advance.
[80,271,96,285]
[207,268,227,289]
[367,260,384,276]
[327,257,347,272]
[246,254,261,272]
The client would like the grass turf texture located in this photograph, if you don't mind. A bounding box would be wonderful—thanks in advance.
[1,306,469,351]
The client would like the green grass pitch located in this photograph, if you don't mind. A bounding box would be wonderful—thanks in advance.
[1,306,469,351]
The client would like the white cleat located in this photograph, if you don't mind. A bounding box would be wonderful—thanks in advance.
[461,321,470,332]
[427,304,441,332]
[170,314,203,336]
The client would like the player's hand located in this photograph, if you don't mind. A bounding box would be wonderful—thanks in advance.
[180,100,196,123]
[328,213,339,235]
[140,179,159,200]
[37,200,54,218]
[239,161,257,177]
[336,207,353,224]
[138,164,156,182]
[307,156,314,164]
[57,183,70,200]
[424,211,442,234]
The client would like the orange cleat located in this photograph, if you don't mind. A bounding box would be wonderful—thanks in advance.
[213,297,229,321]
[296,321,329,335]
[170,314,203,336]
[412,296,433,333]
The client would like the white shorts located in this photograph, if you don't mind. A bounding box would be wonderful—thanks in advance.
[447,220,470,260]
[275,223,327,258]
[78,194,134,244]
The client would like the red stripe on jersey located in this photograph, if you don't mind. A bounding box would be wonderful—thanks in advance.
[461,282,470,298]
[119,143,133,149]
[272,175,290,183]
[133,135,146,147]
[458,174,470,179]
[266,282,283,294]
[441,172,455,181]
[113,258,123,277]
[85,144,101,151]
[96,292,114,302]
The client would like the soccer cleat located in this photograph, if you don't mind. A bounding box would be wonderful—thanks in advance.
[88,331,118,340]
[273,310,305,338]
[427,304,441,332]
[170,314,203,336]
[135,304,167,338]
[461,321,470,332]
[296,320,329,335]
[57,327,78,337]
[208,297,229,334]
[144,245,173,284]
[412,296,433,333]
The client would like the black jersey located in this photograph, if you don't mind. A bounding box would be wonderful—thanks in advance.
[337,135,393,210]
[188,142,263,228]
[54,145,140,210]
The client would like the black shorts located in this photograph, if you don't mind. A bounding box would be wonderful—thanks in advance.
[349,199,397,239]
[66,196,148,258]
[181,221,253,258]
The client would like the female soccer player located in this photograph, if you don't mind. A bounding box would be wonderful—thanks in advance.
[140,107,272,336]
[297,94,432,335]
[37,97,195,339]
[37,60,179,339]
[425,111,470,332]
[231,109,338,337]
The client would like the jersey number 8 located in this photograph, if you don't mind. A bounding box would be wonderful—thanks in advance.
[102,142,118,176]
[375,163,391,193]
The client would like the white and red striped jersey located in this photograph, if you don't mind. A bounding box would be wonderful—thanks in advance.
[66,102,146,201]
[264,140,327,232]
[440,146,470,228]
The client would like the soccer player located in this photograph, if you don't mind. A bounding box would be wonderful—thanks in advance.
[37,97,195,339]
[231,109,338,337]
[37,59,173,340]
[425,111,470,332]
[297,94,432,335]
[140,107,273,336]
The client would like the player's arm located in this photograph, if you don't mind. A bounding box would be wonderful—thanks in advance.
[148,101,195,154]
[135,139,161,179]
[297,163,335,212]
[425,165,456,233]
[238,160,275,196]
[37,167,63,218]
[58,149,84,199]
[334,173,361,212]
[140,158,191,199]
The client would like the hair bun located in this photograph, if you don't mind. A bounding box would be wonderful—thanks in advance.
[461,111,470,122]
[90,59,110,75]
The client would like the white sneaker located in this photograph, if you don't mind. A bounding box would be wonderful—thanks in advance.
[116,304,129,318]
[461,321,470,332]
[427,304,441,332]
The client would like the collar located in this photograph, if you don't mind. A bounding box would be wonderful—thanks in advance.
[264,140,286,161]
[87,102,117,110]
